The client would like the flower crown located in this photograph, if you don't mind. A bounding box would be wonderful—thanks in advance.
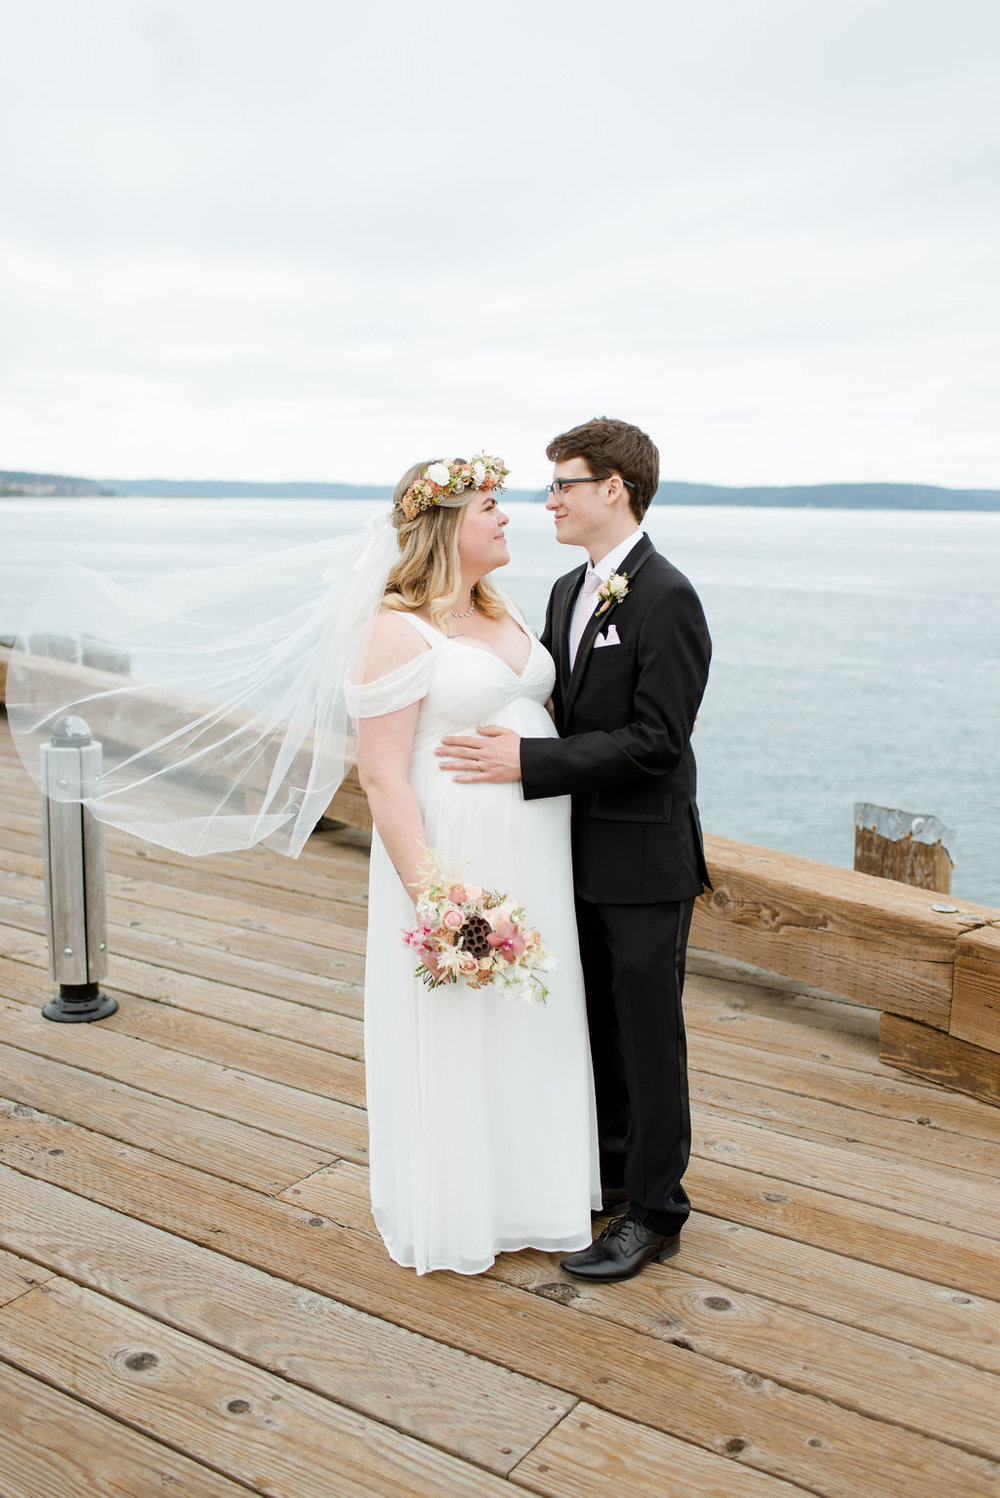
[398,453,509,521]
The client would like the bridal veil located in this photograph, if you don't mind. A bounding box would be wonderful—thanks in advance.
[6,513,398,857]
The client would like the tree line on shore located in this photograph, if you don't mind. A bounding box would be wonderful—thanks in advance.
[3,468,999,510]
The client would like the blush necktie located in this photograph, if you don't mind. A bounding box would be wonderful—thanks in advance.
[569,568,602,669]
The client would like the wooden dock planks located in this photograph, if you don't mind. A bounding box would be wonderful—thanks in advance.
[288,1159,1000,1457]
[0,1167,575,1476]
[0,1276,530,1497]
[0,1359,256,1498]
[2,720,1000,1498]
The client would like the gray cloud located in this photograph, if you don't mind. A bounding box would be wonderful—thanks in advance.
[1,0,997,486]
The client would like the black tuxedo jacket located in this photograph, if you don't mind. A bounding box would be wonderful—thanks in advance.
[520,534,712,905]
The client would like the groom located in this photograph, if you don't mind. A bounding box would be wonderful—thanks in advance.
[438,416,712,1281]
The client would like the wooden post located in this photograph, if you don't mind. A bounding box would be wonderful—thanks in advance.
[853,803,955,894]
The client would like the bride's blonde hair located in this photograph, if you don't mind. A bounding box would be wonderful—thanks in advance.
[382,458,507,632]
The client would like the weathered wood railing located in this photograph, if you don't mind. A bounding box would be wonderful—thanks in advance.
[693,835,1000,1107]
[3,643,997,1103]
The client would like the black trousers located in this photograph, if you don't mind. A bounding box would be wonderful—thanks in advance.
[576,894,695,1237]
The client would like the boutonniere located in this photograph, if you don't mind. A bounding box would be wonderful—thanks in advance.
[595,571,629,616]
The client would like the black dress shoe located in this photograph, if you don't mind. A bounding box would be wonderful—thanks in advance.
[593,1185,631,1217]
[561,1211,680,1282]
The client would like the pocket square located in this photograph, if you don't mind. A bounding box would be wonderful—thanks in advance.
[594,624,621,648]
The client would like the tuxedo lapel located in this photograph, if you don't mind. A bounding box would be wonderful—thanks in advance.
[555,563,587,690]
[563,535,656,721]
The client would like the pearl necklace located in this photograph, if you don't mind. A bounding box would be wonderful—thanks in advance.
[451,599,477,618]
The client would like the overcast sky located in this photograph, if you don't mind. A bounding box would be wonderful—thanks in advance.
[2,0,997,489]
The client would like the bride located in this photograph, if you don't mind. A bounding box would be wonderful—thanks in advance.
[349,455,599,1274]
[7,451,600,1276]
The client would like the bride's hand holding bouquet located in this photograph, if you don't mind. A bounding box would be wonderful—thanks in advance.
[403,853,554,1004]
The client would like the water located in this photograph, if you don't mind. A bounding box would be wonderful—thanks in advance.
[3,497,998,907]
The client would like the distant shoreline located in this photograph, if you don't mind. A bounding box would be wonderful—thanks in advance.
[2,471,999,510]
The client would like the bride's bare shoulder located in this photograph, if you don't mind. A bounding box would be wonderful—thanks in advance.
[364,609,431,681]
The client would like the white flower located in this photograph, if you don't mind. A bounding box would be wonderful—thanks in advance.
[427,462,452,488]
[471,459,486,486]
[436,945,463,976]
[596,571,629,613]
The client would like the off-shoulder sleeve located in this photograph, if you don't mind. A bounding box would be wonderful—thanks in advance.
[345,651,432,719]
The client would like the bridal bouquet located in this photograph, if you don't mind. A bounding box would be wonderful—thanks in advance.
[403,854,554,1004]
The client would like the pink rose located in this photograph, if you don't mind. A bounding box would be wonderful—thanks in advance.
[442,907,464,931]
[448,885,467,904]
[464,885,484,903]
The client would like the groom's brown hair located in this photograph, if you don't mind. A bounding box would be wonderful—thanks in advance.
[546,416,660,521]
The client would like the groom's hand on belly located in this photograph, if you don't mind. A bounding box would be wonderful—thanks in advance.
[436,725,522,783]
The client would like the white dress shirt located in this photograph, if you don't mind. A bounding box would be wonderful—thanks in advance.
[568,529,644,668]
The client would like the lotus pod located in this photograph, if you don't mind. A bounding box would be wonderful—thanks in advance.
[458,914,493,959]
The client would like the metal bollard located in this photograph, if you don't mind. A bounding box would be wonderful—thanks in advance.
[40,716,118,1022]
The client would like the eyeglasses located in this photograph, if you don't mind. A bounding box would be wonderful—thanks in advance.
[546,478,602,497]
[546,477,634,496]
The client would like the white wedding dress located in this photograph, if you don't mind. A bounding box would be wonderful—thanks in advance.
[349,606,601,1274]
